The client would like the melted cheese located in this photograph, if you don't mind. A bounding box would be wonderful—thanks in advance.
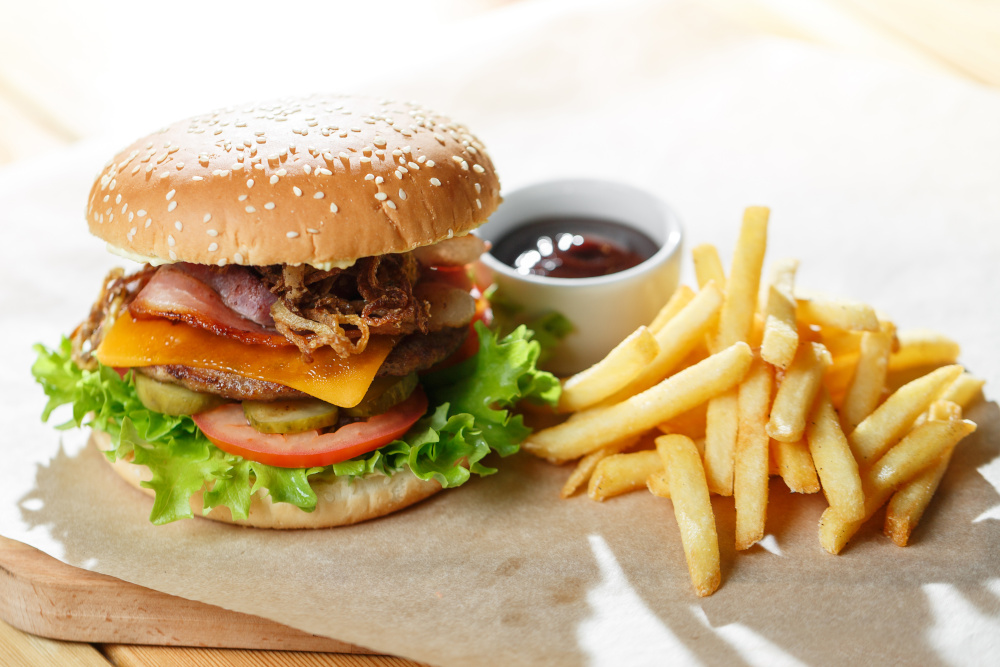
[96,313,393,408]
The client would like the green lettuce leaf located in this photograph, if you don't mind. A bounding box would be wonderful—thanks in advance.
[31,324,558,524]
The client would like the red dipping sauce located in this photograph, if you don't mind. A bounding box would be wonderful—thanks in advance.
[490,217,658,279]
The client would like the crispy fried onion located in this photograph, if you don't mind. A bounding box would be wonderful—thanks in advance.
[261,254,428,359]
[72,265,157,370]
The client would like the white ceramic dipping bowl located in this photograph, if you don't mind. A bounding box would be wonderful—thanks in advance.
[477,179,683,377]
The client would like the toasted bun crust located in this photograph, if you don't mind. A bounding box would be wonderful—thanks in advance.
[94,431,442,528]
[87,94,500,268]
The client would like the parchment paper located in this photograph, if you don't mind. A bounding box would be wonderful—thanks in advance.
[2,1,1000,665]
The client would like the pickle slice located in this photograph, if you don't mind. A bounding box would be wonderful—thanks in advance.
[134,373,225,416]
[242,399,340,434]
[344,373,419,418]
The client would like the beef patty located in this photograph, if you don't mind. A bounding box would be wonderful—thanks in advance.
[135,325,468,402]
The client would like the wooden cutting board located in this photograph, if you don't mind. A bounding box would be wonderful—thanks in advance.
[0,535,370,652]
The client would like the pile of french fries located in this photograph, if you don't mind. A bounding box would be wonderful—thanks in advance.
[522,206,983,597]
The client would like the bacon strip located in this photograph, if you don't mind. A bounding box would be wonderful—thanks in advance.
[175,263,277,326]
[129,266,290,347]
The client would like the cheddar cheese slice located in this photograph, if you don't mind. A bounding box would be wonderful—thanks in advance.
[96,313,393,408]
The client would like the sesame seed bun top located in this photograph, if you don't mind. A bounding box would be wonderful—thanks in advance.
[87,95,500,269]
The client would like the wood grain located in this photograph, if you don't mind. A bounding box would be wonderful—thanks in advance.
[102,645,427,667]
[0,618,110,667]
[0,536,369,652]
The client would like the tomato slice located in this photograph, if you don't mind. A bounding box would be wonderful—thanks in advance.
[192,388,428,469]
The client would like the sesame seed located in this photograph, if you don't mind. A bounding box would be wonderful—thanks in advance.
[425,160,436,168]
[293,186,302,196]
[208,242,219,252]
[476,199,482,209]
[217,258,227,266]
[287,231,299,238]
[386,200,397,210]
[374,193,388,201]
[307,228,319,234]
[473,164,485,174]
[246,206,256,213]
[192,176,203,181]
[167,201,177,212]
[398,189,407,200]
[238,194,248,201]
[313,192,325,199]
[234,252,244,263]
[303,165,312,174]
[247,179,255,188]
[265,202,275,210]
[430,178,441,186]
[159,172,170,179]
[374,137,386,147]
[168,235,176,246]
[365,174,374,181]
[169,250,177,260]
[203,213,212,222]
[145,219,152,228]
[329,203,338,213]
[318,168,332,176]
[475,183,481,193]
[116,194,122,204]
[375,177,384,184]
[175,221,183,231]
[270,175,279,185]
[207,229,218,236]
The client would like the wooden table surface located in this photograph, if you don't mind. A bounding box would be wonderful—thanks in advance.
[3,0,998,665]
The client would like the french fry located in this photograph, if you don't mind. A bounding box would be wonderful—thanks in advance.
[806,391,864,521]
[938,373,986,409]
[840,326,894,433]
[760,258,799,369]
[658,402,708,440]
[820,329,864,358]
[796,295,879,331]
[886,394,980,546]
[820,416,976,554]
[704,390,739,496]
[847,364,963,466]
[883,450,954,547]
[692,244,726,291]
[648,285,696,334]
[704,207,768,496]
[771,438,820,494]
[647,470,671,498]
[558,326,660,412]
[588,450,664,501]
[766,342,832,443]
[714,207,769,350]
[602,282,724,405]
[657,434,721,597]
[522,342,753,463]
[888,330,961,372]
[734,355,773,549]
[560,436,638,499]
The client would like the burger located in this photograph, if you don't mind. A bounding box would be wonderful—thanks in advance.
[32,95,558,528]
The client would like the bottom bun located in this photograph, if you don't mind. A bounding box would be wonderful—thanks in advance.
[94,431,442,528]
